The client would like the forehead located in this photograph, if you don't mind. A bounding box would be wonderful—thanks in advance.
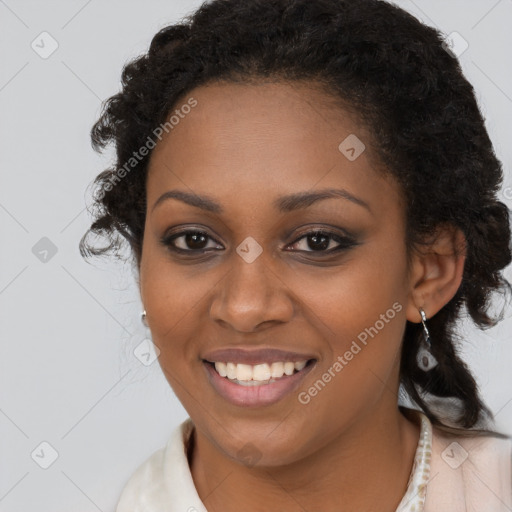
[146,80,402,216]
[149,80,362,164]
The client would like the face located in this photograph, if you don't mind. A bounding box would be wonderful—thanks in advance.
[140,80,414,466]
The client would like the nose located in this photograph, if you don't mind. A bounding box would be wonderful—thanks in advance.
[209,247,295,333]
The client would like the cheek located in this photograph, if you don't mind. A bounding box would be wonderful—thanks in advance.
[289,240,409,406]
[139,245,211,363]
[294,240,409,346]
[291,270,407,447]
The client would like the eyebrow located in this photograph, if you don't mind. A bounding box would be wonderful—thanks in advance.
[151,188,372,215]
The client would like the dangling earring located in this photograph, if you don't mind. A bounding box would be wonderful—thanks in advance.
[141,309,148,327]
[416,307,438,371]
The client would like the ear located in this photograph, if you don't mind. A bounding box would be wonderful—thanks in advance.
[405,223,466,323]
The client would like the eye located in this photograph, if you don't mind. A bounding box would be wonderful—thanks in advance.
[161,229,223,253]
[286,229,357,253]
[160,227,358,256]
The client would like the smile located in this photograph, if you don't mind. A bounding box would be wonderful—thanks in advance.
[203,358,316,407]
[212,360,308,385]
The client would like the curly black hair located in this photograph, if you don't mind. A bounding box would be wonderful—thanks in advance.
[80,0,512,431]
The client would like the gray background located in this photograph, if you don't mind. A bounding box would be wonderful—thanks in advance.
[1,0,511,510]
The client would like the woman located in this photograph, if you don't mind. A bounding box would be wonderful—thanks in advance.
[80,0,512,510]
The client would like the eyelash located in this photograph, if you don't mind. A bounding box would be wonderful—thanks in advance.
[160,228,358,256]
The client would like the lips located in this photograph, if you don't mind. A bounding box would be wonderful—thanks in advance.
[201,347,317,407]
[202,347,317,365]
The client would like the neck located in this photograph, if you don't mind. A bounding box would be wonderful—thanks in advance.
[190,403,421,512]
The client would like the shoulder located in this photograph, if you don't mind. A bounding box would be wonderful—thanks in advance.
[115,418,205,512]
[115,445,168,512]
[424,425,512,512]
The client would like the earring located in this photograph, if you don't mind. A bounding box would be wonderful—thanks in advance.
[416,307,438,371]
[141,309,148,327]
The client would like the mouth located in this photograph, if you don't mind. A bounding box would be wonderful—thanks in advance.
[206,359,313,384]
[202,357,317,407]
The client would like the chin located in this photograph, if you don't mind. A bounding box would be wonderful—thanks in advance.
[209,419,311,469]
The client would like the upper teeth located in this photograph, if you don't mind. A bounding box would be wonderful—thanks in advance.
[214,361,307,381]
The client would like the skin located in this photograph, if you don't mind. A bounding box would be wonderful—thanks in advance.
[139,80,466,511]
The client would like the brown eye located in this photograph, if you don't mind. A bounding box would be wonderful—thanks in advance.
[161,230,223,252]
[287,230,357,253]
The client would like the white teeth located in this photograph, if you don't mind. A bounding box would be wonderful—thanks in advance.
[212,360,309,382]
[270,362,284,378]
[236,364,253,381]
[215,362,227,377]
[252,363,271,380]
[226,362,237,380]
[284,362,295,376]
